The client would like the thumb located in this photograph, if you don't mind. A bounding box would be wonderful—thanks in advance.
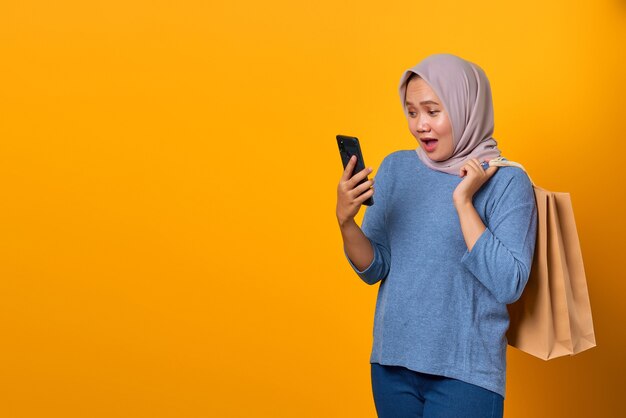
[486,165,499,178]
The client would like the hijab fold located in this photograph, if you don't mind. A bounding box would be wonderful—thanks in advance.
[398,53,502,175]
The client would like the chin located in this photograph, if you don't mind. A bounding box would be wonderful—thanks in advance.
[427,153,444,162]
[428,153,452,163]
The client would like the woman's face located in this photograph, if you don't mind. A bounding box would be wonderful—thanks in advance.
[405,76,455,162]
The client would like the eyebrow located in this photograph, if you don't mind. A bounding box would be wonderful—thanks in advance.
[405,100,440,106]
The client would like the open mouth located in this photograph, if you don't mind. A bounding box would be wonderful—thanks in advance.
[420,138,438,151]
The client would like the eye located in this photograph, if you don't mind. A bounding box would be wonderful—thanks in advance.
[408,110,439,117]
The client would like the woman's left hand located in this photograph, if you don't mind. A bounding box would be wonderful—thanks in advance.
[452,158,499,204]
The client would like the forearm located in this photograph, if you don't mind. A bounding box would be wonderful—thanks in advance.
[454,198,486,252]
[339,218,374,271]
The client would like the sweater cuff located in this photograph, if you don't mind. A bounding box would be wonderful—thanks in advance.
[344,239,378,275]
[460,226,491,267]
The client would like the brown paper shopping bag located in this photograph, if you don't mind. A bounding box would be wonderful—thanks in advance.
[488,157,597,360]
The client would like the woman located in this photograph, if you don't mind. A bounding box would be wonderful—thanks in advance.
[336,53,538,418]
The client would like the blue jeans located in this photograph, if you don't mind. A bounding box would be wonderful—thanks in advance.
[371,363,504,418]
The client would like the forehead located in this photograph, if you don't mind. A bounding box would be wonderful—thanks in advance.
[405,78,440,105]
[407,77,432,91]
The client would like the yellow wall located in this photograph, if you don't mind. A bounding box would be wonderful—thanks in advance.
[0,1,624,416]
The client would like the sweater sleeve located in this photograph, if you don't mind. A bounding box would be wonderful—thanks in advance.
[344,155,392,285]
[460,170,538,304]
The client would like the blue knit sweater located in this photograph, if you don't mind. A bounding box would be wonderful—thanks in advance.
[344,150,537,398]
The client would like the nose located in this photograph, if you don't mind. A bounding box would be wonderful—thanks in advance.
[415,115,431,133]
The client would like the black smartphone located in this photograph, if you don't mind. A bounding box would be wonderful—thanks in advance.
[336,134,374,206]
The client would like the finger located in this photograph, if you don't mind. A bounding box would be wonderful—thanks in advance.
[351,177,375,197]
[474,159,489,176]
[341,155,358,181]
[485,165,499,178]
[459,163,470,177]
[348,165,373,188]
[355,187,375,205]
[464,159,480,175]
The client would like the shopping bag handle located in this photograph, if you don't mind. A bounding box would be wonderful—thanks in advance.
[488,156,536,187]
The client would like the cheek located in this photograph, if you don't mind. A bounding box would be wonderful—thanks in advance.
[435,119,450,134]
[437,120,453,144]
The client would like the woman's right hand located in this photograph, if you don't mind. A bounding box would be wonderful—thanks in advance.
[336,155,375,227]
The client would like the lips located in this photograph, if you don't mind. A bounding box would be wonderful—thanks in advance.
[420,138,438,152]
[420,138,438,144]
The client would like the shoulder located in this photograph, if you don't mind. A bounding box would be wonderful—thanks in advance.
[387,149,415,161]
[379,149,415,171]
[374,150,419,182]
[492,164,532,191]
[489,164,535,208]
[370,150,414,198]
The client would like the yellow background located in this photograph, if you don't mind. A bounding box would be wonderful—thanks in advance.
[0,1,624,416]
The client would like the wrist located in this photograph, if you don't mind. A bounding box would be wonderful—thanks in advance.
[453,196,473,209]
[338,217,357,229]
